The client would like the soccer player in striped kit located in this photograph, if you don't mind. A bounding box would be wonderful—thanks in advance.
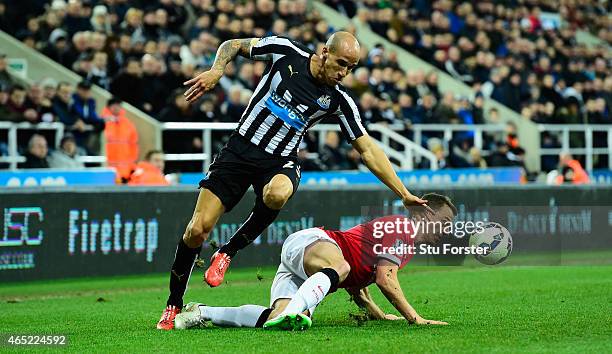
[157,32,431,330]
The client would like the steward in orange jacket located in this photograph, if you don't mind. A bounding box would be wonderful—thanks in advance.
[128,150,169,186]
[556,153,590,185]
[101,98,139,182]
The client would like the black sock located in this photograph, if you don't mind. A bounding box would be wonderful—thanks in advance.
[167,238,202,308]
[255,308,273,328]
[320,267,340,293]
[219,198,280,257]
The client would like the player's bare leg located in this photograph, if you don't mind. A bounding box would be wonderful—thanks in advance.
[157,189,224,330]
[302,241,351,282]
[206,174,293,287]
[264,241,350,330]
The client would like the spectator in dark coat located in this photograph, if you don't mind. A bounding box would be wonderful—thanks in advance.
[70,81,105,130]
[3,85,39,123]
[52,82,76,125]
[0,53,14,90]
[68,81,106,153]
[19,134,49,169]
[320,131,350,171]
[159,90,205,169]
[140,54,167,114]
[42,29,72,67]
[110,58,145,109]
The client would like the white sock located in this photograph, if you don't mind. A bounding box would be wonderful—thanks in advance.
[199,305,267,327]
[281,272,331,315]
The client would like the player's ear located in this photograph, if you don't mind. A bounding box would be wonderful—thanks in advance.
[321,46,329,59]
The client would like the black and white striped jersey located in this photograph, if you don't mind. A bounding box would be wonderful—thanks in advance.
[235,36,367,157]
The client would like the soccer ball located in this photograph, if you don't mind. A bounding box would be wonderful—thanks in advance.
[469,222,513,265]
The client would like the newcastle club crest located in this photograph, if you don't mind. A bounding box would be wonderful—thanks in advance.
[316,95,331,110]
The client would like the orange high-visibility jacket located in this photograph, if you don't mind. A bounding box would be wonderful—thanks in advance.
[101,106,139,180]
[128,161,169,186]
[556,159,591,185]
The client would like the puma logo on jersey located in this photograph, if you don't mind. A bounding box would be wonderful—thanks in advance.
[288,65,298,77]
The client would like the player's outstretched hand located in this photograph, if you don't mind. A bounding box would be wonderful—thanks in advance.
[384,314,404,320]
[415,317,448,325]
[402,193,434,213]
[183,69,224,103]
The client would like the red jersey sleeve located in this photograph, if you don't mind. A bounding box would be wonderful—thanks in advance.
[369,215,415,267]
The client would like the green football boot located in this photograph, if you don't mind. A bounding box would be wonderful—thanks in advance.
[263,313,312,331]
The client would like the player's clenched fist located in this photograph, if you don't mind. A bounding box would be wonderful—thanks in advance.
[183,68,224,103]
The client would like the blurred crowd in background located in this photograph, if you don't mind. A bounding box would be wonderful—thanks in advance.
[0,0,610,183]
[328,0,611,172]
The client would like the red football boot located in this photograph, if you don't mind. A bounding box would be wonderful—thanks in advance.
[156,305,181,330]
[204,251,232,287]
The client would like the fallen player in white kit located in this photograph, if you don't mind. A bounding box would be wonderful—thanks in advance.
[175,194,455,330]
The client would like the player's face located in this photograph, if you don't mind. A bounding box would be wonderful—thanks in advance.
[425,206,455,244]
[323,49,358,86]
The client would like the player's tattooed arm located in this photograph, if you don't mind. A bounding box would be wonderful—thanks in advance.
[210,38,260,73]
[346,287,386,320]
[184,38,259,102]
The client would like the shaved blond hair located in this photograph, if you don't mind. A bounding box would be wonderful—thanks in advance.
[325,31,360,56]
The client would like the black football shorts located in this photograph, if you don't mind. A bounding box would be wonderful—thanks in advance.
[199,133,301,212]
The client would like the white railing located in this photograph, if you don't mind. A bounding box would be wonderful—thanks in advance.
[364,124,438,170]
[5,121,609,172]
[161,122,438,171]
[408,124,612,170]
[161,122,233,171]
[407,124,507,156]
[0,122,106,169]
[536,124,612,171]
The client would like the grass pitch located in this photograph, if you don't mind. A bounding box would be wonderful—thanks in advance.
[1,258,611,353]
